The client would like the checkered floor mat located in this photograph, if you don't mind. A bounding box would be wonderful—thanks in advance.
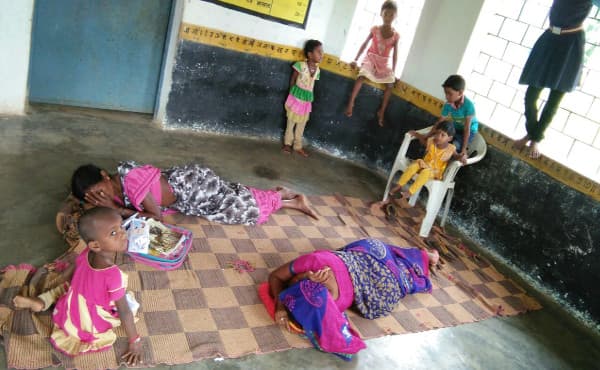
[0,195,541,369]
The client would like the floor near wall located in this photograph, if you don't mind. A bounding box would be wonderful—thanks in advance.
[0,105,598,370]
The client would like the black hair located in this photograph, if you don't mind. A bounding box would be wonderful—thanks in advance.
[78,207,119,243]
[442,74,466,92]
[303,39,322,58]
[381,0,398,13]
[71,164,104,201]
[438,121,456,137]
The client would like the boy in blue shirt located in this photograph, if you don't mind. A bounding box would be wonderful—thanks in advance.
[413,75,478,156]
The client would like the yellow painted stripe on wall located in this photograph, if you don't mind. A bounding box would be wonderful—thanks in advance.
[179,23,600,201]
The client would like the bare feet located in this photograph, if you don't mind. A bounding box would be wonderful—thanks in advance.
[513,136,530,151]
[376,109,384,127]
[282,194,319,220]
[529,141,541,159]
[282,145,292,154]
[275,186,299,200]
[427,249,440,268]
[295,148,309,157]
[344,103,354,117]
[369,201,386,216]
[13,296,45,312]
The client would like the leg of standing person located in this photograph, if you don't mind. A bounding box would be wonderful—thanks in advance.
[515,86,543,150]
[528,89,565,159]
[345,77,365,117]
[293,119,309,157]
[376,83,393,127]
[283,118,296,153]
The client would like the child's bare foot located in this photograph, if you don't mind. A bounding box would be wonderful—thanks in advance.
[295,148,309,157]
[369,201,386,216]
[376,109,385,127]
[427,249,440,268]
[283,194,319,220]
[13,296,45,312]
[513,135,529,150]
[275,187,299,200]
[344,103,354,117]
[528,142,541,159]
[282,145,292,154]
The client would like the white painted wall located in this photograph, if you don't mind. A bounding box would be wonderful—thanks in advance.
[155,0,184,123]
[0,0,34,115]
[182,0,357,56]
[401,0,485,99]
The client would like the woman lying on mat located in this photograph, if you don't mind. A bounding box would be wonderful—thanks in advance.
[267,238,438,359]
[70,161,318,225]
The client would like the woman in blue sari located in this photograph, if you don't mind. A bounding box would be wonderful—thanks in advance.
[268,238,438,359]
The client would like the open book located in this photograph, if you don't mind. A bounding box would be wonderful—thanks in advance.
[146,218,186,257]
[125,216,186,258]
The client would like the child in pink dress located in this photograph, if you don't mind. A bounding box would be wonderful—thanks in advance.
[345,0,400,127]
[282,39,324,157]
[13,208,142,365]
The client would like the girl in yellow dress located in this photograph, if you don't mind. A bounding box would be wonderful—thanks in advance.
[388,121,466,203]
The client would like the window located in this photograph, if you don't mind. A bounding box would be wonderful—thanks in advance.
[463,0,600,182]
[340,0,425,78]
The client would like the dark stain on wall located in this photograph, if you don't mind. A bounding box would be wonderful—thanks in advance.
[166,40,600,323]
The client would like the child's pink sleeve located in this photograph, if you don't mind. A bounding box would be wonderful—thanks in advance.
[106,268,127,302]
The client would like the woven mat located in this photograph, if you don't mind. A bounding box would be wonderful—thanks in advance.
[0,195,541,369]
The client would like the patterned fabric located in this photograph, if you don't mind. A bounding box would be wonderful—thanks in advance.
[358,26,399,84]
[163,163,260,225]
[117,161,163,211]
[279,280,365,360]
[284,61,320,121]
[50,249,130,356]
[290,250,354,312]
[247,187,282,224]
[0,195,542,369]
[335,238,431,319]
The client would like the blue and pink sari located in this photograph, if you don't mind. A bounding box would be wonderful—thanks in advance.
[335,238,432,319]
[279,238,431,359]
[279,279,365,360]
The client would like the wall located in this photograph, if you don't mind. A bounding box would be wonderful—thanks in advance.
[401,0,485,100]
[451,144,600,324]
[166,39,432,167]
[182,0,358,56]
[0,0,34,115]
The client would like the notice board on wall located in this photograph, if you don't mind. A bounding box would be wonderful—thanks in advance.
[202,0,312,28]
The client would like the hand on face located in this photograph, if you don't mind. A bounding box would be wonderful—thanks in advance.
[306,267,332,284]
[85,189,116,208]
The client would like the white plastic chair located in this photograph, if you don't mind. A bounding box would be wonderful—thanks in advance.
[382,126,487,237]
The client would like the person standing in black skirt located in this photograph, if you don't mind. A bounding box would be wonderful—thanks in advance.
[515,0,599,158]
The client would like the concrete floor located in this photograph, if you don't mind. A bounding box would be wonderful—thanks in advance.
[0,105,598,369]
